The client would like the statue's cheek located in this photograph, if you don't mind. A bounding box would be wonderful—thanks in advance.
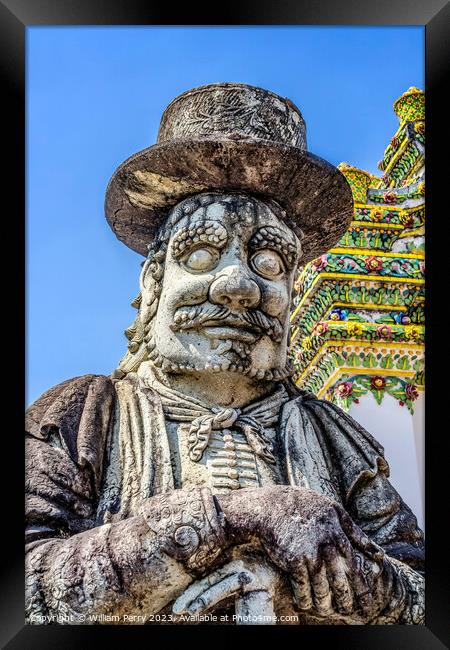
[259,282,290,318]
[162,271,213,310]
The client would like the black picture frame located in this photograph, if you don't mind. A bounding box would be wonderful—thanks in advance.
[3,0,449,647]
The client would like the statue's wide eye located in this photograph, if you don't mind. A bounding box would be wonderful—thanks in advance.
[251,250,285,278]
[183,247,219,272]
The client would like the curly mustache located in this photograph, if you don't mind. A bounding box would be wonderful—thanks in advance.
[170,303,283,343]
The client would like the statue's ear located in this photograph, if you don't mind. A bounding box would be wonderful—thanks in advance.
[139,253,164,310]
[140,258,154,293]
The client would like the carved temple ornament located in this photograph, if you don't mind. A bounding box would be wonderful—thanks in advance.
[26,83,424,625]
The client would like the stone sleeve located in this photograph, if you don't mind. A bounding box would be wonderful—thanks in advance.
[347,470,424,573]
[25,435,227,624]
[140,488,227,572]
[347,467,425,624]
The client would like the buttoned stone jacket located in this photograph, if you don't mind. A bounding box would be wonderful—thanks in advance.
[25,373,424,624]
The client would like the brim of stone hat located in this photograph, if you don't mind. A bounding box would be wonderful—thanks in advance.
[105,138,354,263]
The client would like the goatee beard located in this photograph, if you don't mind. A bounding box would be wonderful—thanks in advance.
[145,333,293,380]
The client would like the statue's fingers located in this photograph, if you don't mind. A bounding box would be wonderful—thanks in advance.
[333,530,357,566]
[322,544,354,615]
[336,509,384,562]
[183,571,252,615]
[291,561,313,611]
[172,565,239,614]
[350,573,374,615]
[309,560,333,617]
[333,535,374,615]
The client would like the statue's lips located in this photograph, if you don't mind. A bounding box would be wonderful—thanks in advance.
[195,318,262,342]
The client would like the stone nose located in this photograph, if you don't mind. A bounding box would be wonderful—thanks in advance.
[208,269,261,310]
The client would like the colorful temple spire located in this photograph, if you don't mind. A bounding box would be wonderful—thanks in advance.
[290,87,425,414]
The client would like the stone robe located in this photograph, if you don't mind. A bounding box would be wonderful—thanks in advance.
[25,373,424,624]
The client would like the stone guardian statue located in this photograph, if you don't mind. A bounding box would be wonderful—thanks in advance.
[26,83,424,625]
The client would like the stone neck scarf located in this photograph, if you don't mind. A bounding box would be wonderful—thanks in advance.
[140,365,290,464]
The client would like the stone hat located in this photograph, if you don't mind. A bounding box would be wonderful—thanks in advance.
[105,82,353,263]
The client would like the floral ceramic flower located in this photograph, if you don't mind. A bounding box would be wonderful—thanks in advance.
[400,212,415,227]
[390,135,399,148]
[311,255,328,272]
[330,308,348,321]
[371,208,384,222]
[347,322,363,337]
[376,324,393,339]
[313,322,329,336]
[414,122,425,135]
[418,182,425,196]
[301,336,313,350]
[383,191,397,204]
[419,260,425,276]
[405,383,419,401]
[371,376,386,390]
[365,256,383,273]
[404,325,421,341]
[335,382,353,398]
[393,312,411,325]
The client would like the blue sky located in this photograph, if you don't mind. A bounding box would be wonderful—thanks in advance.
[27,26,424,405]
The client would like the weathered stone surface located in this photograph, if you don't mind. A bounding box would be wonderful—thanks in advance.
[26,84,424,625]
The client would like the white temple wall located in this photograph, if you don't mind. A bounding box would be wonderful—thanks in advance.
[349,392,424,530]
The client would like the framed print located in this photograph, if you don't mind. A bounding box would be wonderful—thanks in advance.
[2,0,449,647]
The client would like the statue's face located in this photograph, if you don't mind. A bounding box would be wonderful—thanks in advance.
[148,194,300,377]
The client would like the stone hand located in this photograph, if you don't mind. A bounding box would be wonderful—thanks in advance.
[216,486,390,621]
[172,556,280,620]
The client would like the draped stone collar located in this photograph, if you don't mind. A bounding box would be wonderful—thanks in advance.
[138,365,290,464]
